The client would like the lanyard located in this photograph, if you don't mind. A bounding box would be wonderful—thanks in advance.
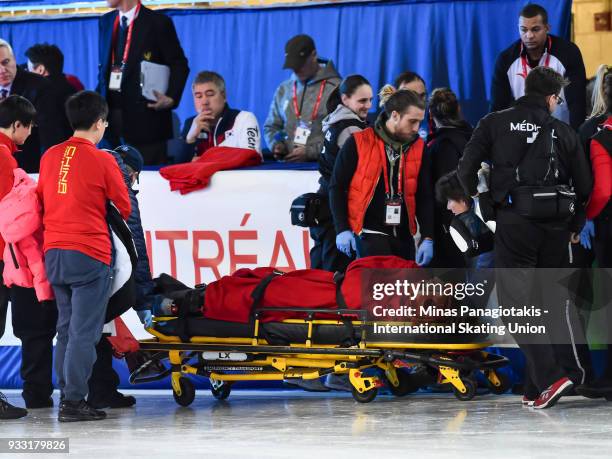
[111,2,141,68]
[292,80,326,122]
[381,145,405,198]
[520,36,552,78]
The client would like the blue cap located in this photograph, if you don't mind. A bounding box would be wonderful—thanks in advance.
[114,144,144,174]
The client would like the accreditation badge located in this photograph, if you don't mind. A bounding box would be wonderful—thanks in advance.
[109,66,123,91]
[293,121,312,146]
[385,197,402,226]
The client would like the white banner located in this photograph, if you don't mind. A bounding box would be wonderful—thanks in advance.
[0,169,320,345]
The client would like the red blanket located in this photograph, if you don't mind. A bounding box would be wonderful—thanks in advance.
[159,146,262,194]
[203,256,419,323]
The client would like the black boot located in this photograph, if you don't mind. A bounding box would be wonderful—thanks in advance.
[58,400,106,422]
[575,379,612,399]
[88,391,136,409]
[0,393,28,420]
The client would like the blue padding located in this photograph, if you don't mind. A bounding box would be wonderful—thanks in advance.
[2,345,608,390]
[0,0,571,150]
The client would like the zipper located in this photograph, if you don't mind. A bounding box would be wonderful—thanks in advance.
[361,174,380,236]
[8,243,19,269]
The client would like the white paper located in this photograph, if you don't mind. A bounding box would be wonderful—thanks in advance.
[140,61,170,101]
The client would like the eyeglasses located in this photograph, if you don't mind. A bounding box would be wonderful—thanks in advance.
[554,95,564,106]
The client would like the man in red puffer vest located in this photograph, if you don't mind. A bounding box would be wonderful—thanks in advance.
[329,85,435,266]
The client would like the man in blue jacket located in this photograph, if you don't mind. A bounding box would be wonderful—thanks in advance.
[87,145,156,409]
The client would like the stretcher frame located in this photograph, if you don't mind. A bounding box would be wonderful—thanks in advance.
[130,307,510,404]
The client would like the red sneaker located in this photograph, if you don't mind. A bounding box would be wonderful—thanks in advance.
[532,377,574,409]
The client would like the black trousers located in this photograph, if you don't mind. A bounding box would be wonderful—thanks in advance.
[355,232,416,261]
[87,294,132,400]
[564,241,596,384]
[88,333,120,401]
[309,221,353,273]
[495,209,588,394]
[0,283,57,404]
[593,217,612,378]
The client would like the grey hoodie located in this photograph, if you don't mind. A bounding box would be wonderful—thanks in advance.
[322,104,365,147]
[264,59,341,161]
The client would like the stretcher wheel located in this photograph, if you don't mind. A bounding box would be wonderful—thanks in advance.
[173,377,196,407]
[211,381,231,400]
[453,377,477,401]
[351,386,378,403]
[487,371,511,395]
[388,370,420,397]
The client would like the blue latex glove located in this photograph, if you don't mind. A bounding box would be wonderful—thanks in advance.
[336,230,356,257]
[416,239,434,266]
[579,220,595,250]
[136,309,153,328]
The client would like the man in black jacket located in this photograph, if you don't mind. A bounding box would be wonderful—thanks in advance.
[97,0,189,165]
[458,67,592,409]
[25,43,77,143]
[0,40,66,172]
[490,3,586,130]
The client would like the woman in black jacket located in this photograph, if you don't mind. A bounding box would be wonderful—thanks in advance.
[426,88,473,269]
[310,75,372,273]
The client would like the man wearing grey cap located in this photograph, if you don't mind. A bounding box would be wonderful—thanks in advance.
[264,34,340,162]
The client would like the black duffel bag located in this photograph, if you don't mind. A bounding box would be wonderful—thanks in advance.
[510,184,576,220]
[290,193,331,227]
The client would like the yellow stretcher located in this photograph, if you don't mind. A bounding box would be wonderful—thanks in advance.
[130,308,510,405]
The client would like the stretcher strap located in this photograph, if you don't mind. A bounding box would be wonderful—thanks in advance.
[333,272,358,345]
[333,272,349,310]
[250,270,284,311]
[176,289,195,343]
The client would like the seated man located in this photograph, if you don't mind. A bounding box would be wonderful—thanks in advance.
[179,71,261,162]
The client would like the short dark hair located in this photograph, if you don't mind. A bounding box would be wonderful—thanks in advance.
[429,87,464,127]
[193,71,225,94]
[525,66,569,98]
[326,74,371,113]
[25,43,64,76]
[435,171,469,204]
[65,90,108,131]
[520,3,548,25]
[379,85,426,116]
[0,95,36,129]
[394,71,425,91]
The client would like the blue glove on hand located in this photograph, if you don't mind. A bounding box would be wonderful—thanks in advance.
[336,230,356,257]
[579,220,595,250]
[416,239,434,266]
[137,309,153,328]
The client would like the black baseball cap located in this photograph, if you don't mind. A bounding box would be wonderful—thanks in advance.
[283,34,316,71]
[115,144,144,174]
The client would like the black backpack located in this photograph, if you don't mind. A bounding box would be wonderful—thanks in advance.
[511,117,576,220]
